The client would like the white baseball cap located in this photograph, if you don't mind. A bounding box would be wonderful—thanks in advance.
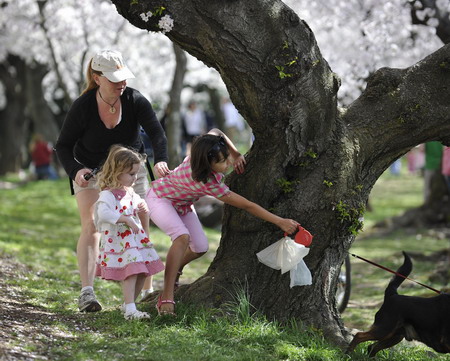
[91,50,135,82]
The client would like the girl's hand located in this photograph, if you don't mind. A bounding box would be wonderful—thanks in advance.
[278,218,300,235]
[137,201,149,214]
[233,154,246,174]
[154,161,170,178]
[125,218,140,234]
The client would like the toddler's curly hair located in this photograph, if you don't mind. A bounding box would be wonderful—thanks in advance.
[96,145,145,190]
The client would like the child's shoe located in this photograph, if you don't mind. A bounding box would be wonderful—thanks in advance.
[124,310,151,320]
[140,287,154,302]
[156,294,176,316]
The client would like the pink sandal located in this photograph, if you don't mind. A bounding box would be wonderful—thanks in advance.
[156,294,176,316]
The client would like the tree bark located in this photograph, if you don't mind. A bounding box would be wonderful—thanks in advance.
[0,55,30,175]
[0,54,60,174]
[24,62,60,144]
[111,0,450,345]
[166,43,187,168]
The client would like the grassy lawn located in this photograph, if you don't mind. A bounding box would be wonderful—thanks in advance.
[1,165,449,361]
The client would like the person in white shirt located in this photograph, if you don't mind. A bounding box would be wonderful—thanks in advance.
[184,100,206,155]
[221,97,245,143]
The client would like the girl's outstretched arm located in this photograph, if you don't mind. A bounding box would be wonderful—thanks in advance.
[208,128,246,174]
[219,191,299,234]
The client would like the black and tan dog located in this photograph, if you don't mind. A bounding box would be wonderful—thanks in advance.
[346,251,450,357]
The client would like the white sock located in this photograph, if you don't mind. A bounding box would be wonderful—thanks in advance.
[124,303,137,314]
[81,286,93,293]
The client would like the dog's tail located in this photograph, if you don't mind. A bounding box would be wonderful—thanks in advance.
[384,251,412,297]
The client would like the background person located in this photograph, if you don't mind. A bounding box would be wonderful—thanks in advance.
[423,141,443,203]
[221,97,245,144]
[183,100,206,155]
[29,133,59,180]
[442,146,450,193]
[55,49,169,312]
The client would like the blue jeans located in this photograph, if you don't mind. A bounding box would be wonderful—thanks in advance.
[35,164,58,180]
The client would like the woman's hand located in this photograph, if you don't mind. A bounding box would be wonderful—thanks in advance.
[233,154,246,174]
[278,218,300,235]
[154,161,170,178]
[137,201,149,214]
[75,168,93,187]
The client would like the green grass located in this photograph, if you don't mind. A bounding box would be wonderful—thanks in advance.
[1,167,450,360]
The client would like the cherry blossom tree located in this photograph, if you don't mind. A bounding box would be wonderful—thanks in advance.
[111,0,450,345]
[1,0,444,175]
[285,0,443,104]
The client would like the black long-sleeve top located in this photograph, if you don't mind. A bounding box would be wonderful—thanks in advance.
[55,87,168,180]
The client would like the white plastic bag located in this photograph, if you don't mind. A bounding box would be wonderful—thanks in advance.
[256,236,312,287]
[290,260,312,287]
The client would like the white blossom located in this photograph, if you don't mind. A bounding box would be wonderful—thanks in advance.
[158,14,174,34]
[140,11,153,22]
[427,17,440,27]
[436,0,449,11]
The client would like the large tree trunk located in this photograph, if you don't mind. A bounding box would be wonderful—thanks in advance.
[193,83,225,130]
[393,0,450,226]
[0,55,60,174]
[111,0,450,346]
[166,43,187,168]
[0,55,30,175]
[24,62,60,144]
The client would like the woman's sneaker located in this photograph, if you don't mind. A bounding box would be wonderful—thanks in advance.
[78,289,102,312]
[124,310,151,320]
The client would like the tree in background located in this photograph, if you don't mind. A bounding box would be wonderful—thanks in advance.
[111,0,450,346]
[285,0,442,104]
[0,0,444,175]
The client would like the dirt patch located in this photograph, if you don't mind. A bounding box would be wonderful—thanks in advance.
[0,254,90,361]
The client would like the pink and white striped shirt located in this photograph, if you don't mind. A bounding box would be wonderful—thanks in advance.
[151,156,231,215]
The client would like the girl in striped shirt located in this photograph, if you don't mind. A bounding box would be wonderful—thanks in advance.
[146,128,299,315]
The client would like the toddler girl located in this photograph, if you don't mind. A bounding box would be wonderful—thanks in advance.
[95,145,164,319]
[146,129,299,315]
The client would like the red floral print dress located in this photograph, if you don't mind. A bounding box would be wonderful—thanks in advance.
[94,188,164,281]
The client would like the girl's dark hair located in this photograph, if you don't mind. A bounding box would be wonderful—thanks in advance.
[191,134,229,183]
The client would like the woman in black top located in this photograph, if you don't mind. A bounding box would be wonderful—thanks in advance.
[55,50,169,312]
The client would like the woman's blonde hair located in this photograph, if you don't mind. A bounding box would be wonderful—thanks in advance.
[96,145,145,190]
[81,58,102,95]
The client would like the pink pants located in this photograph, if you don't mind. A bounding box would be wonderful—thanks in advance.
[146,188,208,253]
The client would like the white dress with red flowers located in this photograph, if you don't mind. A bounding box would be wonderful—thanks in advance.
[94,188,164,281]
